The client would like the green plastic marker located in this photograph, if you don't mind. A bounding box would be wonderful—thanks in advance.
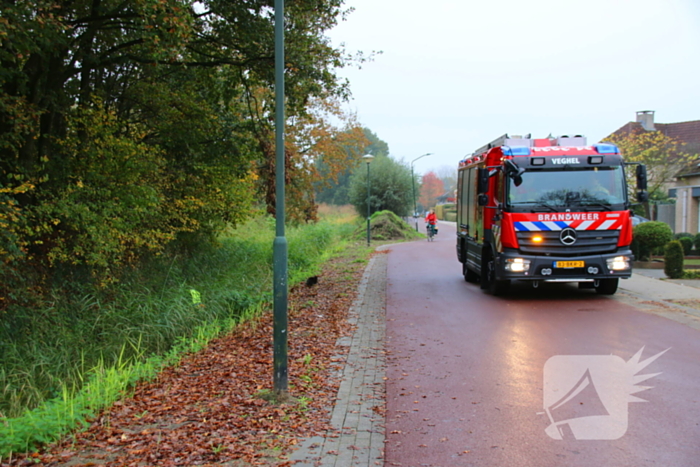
[189,289,202,306]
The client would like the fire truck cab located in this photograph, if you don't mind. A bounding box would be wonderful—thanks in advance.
[456,134,648,296]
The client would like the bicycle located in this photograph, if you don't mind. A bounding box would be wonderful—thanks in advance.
[426,223,437,241]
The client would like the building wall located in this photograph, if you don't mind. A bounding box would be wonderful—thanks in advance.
[673,175,700,234]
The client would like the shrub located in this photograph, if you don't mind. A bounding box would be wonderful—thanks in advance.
[675,232,693,240]
[679,237,694,256]
[694,233,700,252]
[664,240,684,279]
[633,221,673,261]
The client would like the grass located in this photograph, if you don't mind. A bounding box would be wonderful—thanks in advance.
[0,207,360,459]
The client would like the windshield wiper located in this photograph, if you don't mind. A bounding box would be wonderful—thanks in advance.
[579,201,612,211]
[510,201,558,212]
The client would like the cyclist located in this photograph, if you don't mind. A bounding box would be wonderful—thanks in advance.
[425,209,438,236]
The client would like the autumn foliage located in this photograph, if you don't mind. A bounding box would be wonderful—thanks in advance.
[418,171,445,211]
[0,1,368,294]
[605,129,695,205]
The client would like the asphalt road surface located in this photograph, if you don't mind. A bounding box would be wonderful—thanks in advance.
[384,222,700,467]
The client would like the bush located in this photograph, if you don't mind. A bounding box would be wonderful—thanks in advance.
[679,237,694,256]
[664,240,684,279]
[434,204,456,221]
[633,221,673,261]
[675,232,693,240]
[694,233,700,252]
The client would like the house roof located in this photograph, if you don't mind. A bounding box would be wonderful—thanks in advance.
[607,116,700,177]
[608,119,700,152]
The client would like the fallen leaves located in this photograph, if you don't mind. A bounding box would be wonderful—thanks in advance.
[4,247,373,466]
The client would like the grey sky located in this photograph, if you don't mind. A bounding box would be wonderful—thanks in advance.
[328,0,700,174]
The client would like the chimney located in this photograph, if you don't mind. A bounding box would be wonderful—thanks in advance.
[636,110,655,131]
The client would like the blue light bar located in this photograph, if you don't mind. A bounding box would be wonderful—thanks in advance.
[502,146,531,156]
[593,143,619,154]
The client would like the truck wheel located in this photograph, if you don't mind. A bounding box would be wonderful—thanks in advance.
[463,262,478,283]
[485,257,510,296]
[595,278,618,295]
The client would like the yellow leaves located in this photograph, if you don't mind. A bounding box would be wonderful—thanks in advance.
[606,129,696,196]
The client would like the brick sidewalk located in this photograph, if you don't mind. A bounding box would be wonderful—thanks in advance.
[289,251,387,466]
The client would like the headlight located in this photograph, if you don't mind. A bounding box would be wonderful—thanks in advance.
[606,256,631,271]
[505,258,530,273]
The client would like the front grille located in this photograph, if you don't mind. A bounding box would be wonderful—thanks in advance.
[516,229,619,256]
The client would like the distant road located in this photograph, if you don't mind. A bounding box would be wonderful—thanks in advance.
[384,221,700,467]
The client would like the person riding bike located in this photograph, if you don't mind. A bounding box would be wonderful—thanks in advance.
[425,209,438,236]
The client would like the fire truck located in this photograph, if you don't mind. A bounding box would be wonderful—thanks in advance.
[456,134,648,296]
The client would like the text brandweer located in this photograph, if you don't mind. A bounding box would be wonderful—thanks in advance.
[537,213,600,221]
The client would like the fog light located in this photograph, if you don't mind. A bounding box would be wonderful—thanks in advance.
[606,256,630,271]
[505,258,531,273]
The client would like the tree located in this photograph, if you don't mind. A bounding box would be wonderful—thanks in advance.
[348,155,413,217]
[418,171,445,210]
[0,0,362,287]
[362,128,389,157]
[435,165,457,198]
[605,129,696,216]
[256,97,369,222]
[315,127,389,206]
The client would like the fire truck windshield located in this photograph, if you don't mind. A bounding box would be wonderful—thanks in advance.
[507,166,626,211]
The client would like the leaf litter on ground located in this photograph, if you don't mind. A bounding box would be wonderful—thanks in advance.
[4,245,378,467]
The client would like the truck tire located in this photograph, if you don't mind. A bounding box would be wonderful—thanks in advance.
[595,278,618,295]
[463,262,478,283]
[481,254,510,296]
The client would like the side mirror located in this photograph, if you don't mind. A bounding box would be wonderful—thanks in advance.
[477,168,489,194]
[505,159,525,186]
[637,191,649,203]
[478,194,488,206]
[636,164,648,191]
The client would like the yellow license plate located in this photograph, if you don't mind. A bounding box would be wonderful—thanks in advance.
[554,261,584,268]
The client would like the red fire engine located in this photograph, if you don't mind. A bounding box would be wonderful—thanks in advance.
[456,134,648,295]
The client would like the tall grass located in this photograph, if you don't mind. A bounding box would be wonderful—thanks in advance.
[0,211,357,457]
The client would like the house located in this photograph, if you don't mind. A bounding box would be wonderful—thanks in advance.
[435,191,456,205]
[607,111,700,234]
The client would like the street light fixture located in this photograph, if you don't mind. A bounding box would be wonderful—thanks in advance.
[363,154,375,246]
[411,153,433,231]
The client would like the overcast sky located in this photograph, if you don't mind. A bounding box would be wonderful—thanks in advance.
[327,0,700,175]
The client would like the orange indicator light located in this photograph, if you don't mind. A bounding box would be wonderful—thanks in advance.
[532,236,543,243]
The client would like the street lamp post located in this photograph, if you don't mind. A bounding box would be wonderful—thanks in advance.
[272,0,288,396]
[410,153,433,231]
[363,154,374,246]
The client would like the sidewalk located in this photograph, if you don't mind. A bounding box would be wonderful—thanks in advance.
[623,268,700,301]
[289,250,387,466]
[616,268,700,330]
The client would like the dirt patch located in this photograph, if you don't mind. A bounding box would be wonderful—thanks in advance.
[356,210,421,242]
[667,299,700,310]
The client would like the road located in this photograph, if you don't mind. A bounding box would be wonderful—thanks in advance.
[384,222,700,467]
